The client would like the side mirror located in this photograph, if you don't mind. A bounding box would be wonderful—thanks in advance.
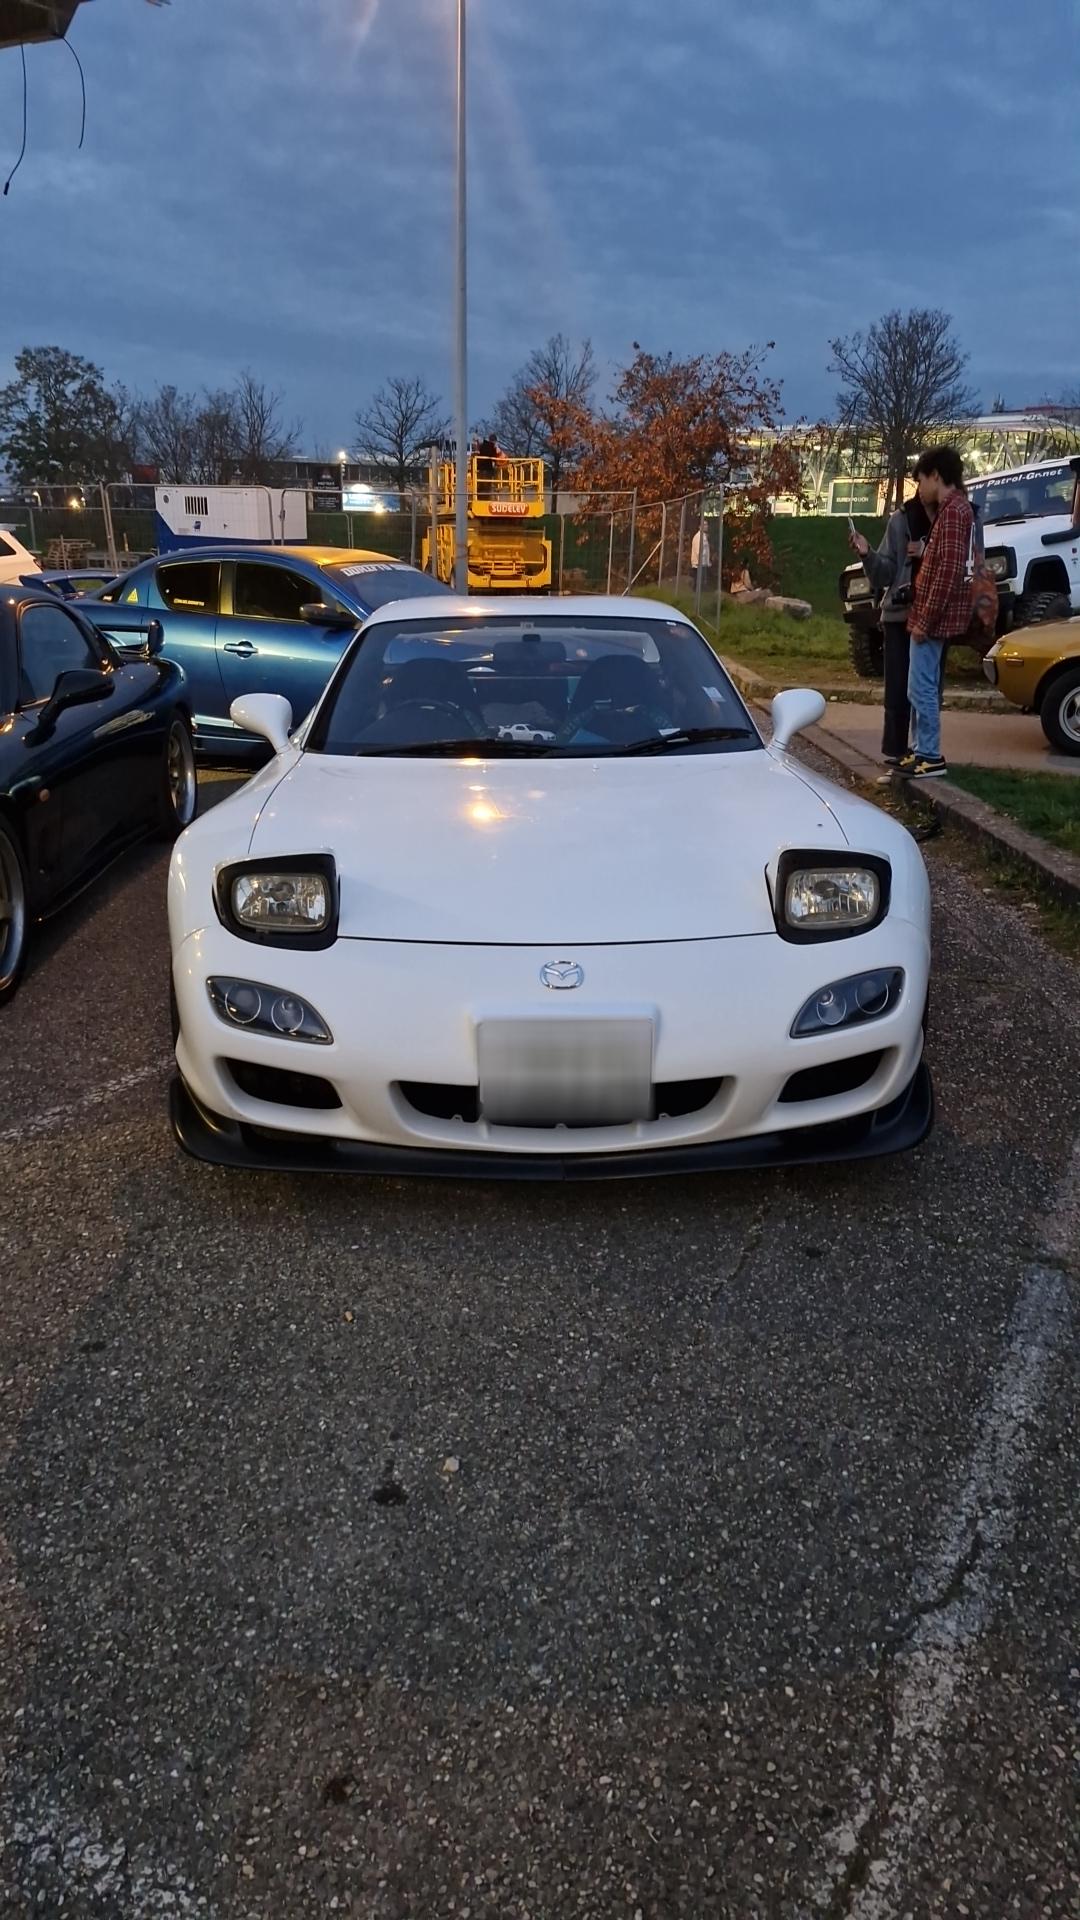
[300,602,356,632]
[229,692,293,754]
[28,667,113,742]
[145,618,165,657]
[770,688,826,753]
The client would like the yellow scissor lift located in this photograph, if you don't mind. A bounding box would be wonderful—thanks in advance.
[422,454,553,593]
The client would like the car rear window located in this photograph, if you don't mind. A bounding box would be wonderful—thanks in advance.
[157,562,221,613]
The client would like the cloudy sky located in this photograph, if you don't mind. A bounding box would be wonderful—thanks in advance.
[1,0,1076,450]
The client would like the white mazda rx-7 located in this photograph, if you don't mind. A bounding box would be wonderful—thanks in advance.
[167,595,932,1179]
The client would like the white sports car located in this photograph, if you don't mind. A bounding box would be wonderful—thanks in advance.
[168,595,932,1179]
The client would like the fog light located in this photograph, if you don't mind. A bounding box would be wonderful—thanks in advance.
[854,972,891,1015]
[224,982,261,1025]
[271,994,307,1035]
[207,977,332,1045]
[812,987,847,1027]
[792,969,904,1037]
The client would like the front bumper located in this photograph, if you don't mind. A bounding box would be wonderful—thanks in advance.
[171,1060,933,1179]
[171,922,931,1175]
[841,601,880,632]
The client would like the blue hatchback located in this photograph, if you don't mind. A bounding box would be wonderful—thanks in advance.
[82,545,450,760]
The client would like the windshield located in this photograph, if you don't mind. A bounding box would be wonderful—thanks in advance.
[969,464,1077,526]
[307,614,761,758]
[328,563,450,610]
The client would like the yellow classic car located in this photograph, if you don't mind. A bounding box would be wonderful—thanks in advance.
[985,615,1080,754]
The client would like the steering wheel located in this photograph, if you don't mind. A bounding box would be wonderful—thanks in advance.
[386,697,482,736]
[557,699,671,746]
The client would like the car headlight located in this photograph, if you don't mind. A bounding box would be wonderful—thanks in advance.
[773,850,891,943]
[792,968,904,1036]
[846,577,871,602]
[985,551,1010,581]
[207,977,333,1043]
[214,854,338,949]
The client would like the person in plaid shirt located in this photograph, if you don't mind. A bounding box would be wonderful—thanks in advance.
[904,446,974,778]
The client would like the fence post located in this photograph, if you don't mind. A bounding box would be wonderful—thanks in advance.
[606,507,616,595]
[675,497,687,595]
[694,494,706,613]
[409,493,418,567]
[558,511,566,595]
[657,501,667,587]
[99,482,119,571]
[428,449,440,579]
[625,489,637,593]
[715,487,725,632]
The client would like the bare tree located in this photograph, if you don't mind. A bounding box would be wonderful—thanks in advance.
[490,334,596,495]
[233,370,300,482]
[353,376,449,491]
[135,374,300,485]
[133,385,204,482]
[1037,388,1080,450]
[829,309,977,510]
[192,389,244,485]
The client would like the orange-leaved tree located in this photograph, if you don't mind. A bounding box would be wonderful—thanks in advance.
[568,343,803,583]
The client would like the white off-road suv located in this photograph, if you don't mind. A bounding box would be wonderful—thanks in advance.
[969,455,1080,627]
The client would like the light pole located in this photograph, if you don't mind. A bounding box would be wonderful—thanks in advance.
[453,0,469,594]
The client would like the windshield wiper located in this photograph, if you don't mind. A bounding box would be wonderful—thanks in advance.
[613,725,755,755]
[356,736,555,758]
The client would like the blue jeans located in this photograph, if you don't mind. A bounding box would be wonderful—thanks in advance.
[908,636,946,758]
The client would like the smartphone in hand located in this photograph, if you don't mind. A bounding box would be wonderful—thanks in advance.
[847,515,858,538]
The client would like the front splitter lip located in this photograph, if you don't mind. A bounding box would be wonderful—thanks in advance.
[169,1062,934,1182]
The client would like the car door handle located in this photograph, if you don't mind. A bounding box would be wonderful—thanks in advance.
[223,641,258,657]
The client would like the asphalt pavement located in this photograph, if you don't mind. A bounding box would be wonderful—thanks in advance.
[0,769,1078,1918]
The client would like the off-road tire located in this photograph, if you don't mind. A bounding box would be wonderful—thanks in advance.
[848,627,884,679]
[1014,590,1072,629]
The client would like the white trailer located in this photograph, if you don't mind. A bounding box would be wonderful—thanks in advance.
[154,486,308,552]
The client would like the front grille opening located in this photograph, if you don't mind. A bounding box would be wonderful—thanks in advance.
[226,1059,342,1111]
[779,1052,883,1105]
[654,1076,723,1119]
[400,1081,480,1123]
[399,1078,723,1128]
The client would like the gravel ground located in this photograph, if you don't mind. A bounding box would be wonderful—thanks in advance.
[0,766,1077,1918]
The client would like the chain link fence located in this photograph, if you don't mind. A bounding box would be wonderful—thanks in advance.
[553,489,726,625]
[5,482,727,628]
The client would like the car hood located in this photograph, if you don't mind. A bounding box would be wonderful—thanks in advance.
[248,749,851,944]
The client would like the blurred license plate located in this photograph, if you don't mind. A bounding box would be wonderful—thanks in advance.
[478,1019,653,1127]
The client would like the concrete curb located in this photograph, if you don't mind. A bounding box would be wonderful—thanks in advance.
[732,669,1080,916]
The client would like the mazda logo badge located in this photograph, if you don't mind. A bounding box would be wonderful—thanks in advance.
[539,959,584,990]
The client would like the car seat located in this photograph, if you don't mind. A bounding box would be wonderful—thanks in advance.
[565,654,663,726]
[381,657,483,723]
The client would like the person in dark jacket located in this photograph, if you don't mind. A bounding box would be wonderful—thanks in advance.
[850,492,934,768]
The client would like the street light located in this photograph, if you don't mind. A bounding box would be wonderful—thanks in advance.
[337,449,348,500]
[453,0,468,594]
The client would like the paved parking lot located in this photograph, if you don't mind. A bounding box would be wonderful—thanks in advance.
[1,773,1078,1917]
